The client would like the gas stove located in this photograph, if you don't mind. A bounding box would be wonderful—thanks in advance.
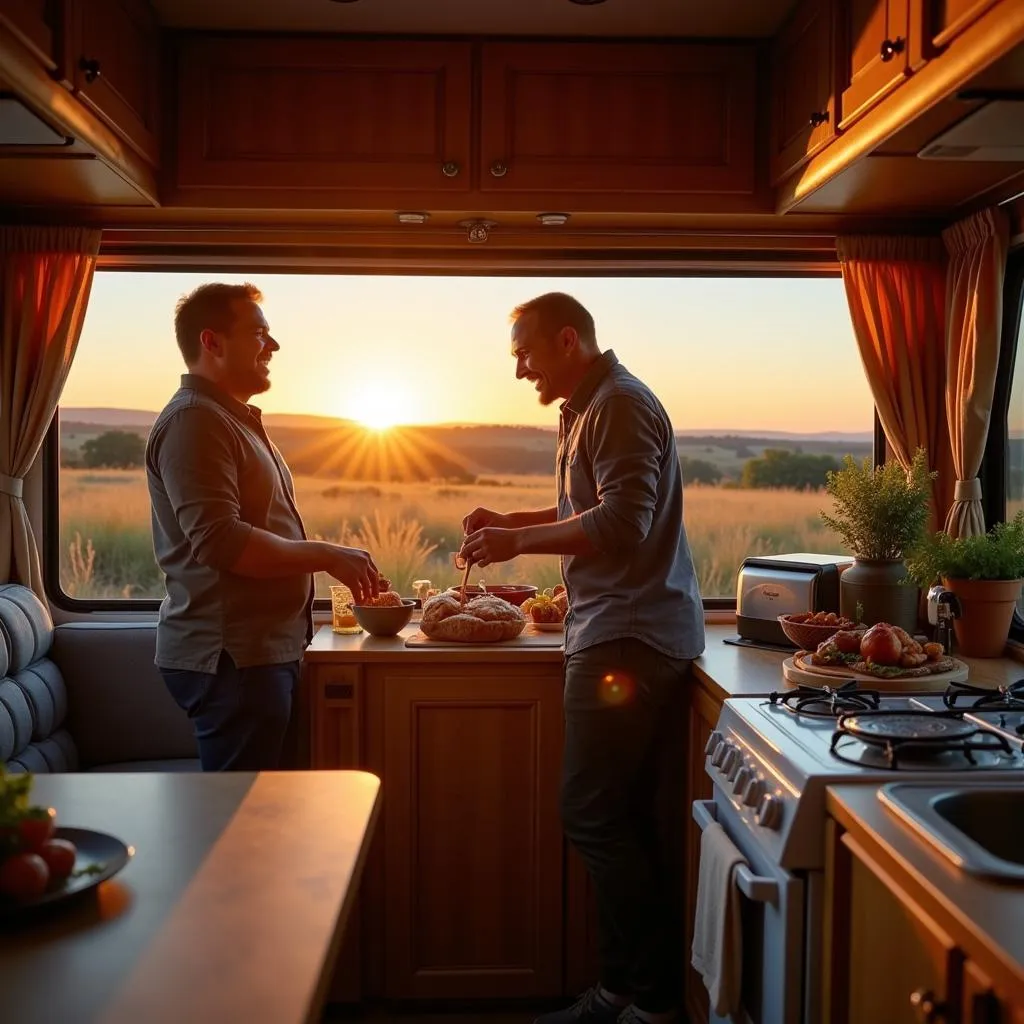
[706,689,1024,871]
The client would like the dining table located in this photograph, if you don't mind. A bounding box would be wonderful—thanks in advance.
[0,769,381,1024]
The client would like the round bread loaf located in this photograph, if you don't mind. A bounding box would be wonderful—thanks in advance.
[420,592,526,642]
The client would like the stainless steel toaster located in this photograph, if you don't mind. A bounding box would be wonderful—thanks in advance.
[736,552,854,646]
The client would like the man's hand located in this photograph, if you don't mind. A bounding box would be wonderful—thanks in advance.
[462,507,509,534]
[459,527,522,568]
[324,545,381,604]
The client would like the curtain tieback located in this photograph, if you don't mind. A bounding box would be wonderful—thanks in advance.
[953,478,982,502]
[0,473,23,499]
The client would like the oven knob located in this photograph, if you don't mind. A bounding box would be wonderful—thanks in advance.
[733,767,751,795]
[722,747,740,777]
[756,795,782,829]
[704,731,723,756]
[742,777,765,807]
[711,741,731,768]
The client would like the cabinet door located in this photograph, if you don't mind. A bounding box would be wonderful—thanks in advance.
[831,832,963,1023]
[70,0,160,165]
[478,42,757,197]
[0,0,56,69]
[924,0,1003,52]
[174,37,473,197]
[841,0,911,129]
[771,0,837,184]
[379,665,564,999]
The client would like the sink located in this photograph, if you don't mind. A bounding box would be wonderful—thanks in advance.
[879,783,1024,883]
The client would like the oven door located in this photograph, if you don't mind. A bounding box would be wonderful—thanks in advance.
[693,798,805,1024]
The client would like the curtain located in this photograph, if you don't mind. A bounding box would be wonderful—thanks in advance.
[0,226,101,594]
[942,207,1010,538]
[836,234,954,530]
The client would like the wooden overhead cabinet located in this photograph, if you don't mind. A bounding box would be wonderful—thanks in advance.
[478,42,758,197]
[0,0,57,70]
[173,37,474,197]
[924,0,1006,53]
[839,0,912,129]
[770,0,838,184]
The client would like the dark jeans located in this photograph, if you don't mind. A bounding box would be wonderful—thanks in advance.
[562,637,691,1014]
[161,651,299,771]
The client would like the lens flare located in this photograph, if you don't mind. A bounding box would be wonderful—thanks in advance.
[600,671,635,706]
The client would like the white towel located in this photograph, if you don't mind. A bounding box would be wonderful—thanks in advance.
[691,819,745,1017]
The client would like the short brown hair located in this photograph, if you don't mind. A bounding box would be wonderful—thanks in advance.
[174,282,263,364]
[510,291,597,346]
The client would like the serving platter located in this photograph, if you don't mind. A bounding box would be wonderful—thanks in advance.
[782,652,969,692]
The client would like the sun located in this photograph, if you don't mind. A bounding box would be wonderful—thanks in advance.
[347,381,416,431]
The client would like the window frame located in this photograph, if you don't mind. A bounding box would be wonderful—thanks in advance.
[43,263,872,615]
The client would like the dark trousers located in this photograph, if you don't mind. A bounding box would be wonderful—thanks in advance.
[562,637,690,1014]
[161,651,299,771]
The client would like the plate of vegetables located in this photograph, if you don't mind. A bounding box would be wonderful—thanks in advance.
[0,770,132,914]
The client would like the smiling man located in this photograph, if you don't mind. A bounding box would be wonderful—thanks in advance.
[146,282,383,771]
[459,291,705,1024]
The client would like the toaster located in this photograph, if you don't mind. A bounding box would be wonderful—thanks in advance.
[736,552,854,646]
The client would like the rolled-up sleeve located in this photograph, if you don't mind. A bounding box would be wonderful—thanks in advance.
[152,406,254,570]
[578,393,664,551]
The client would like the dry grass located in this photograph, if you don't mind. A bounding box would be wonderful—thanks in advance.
[58,470,850,600]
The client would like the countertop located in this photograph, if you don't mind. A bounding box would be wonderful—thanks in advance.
[306,620,1024,701]
[827,783,1024,987]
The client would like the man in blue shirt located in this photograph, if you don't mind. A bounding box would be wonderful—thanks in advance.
[460,292,705,1024]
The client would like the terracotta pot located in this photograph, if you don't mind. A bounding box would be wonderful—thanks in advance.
[839,558,919,632]
[942,576,1023,658]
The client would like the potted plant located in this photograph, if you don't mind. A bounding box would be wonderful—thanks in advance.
[905,511,1024,657]
[819,448,936,632]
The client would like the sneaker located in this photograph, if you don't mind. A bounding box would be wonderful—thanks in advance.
[533,985,628,1024]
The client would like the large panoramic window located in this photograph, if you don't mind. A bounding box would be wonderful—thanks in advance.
[52,271,873,605]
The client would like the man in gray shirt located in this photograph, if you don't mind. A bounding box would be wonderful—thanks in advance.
[147,282,383,771]
[460,292,704,1024]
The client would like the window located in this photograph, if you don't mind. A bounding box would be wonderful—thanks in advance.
[48,271,873,608]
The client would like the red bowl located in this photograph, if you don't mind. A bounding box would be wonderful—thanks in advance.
[447,584,538,607]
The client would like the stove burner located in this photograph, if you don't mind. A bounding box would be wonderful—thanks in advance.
[943,678,1024,710]
[830,709,1013,769]
[768,681,880,718]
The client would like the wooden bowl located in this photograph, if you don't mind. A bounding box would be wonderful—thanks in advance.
[777,614,859,650]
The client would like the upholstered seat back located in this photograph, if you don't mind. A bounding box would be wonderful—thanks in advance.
[0,583,78,773]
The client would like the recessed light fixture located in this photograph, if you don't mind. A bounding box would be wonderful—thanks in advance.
[396,212,430,225]
[537,212,570,226]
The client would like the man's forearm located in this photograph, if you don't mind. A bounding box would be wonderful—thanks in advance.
[515,515,595,556]
[229,528,331,578]
[506,507,559,529]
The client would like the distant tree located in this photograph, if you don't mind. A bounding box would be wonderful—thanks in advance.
[81,430,145,469]
[740,448,840,490]
[679,456,722,485]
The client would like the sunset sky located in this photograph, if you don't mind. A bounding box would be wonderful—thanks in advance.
[65,271,874,434]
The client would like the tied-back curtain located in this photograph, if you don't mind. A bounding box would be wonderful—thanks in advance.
[0,226,101,594]
[942,206,1010,538]
[836,234,954,530]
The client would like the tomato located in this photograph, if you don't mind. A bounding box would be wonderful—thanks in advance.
[0,852,50,900]
[38,838,77,882]
[17,807,56,851]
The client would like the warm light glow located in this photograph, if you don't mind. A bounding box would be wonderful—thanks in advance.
[347,381,418,430]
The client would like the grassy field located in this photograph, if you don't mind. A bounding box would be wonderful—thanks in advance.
[58,469,851,601]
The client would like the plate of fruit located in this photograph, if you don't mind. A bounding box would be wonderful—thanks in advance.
[522,586,568,631]
[0,770,132,915]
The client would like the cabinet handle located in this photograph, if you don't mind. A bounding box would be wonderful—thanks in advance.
[79,57,102,84]
[441,161,460,178]
[808,110,830,127]
[489,160,509,178]
[879,37,905,62]
[910,988,948,1022]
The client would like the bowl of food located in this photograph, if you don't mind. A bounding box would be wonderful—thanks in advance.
[352,590,416,636]
[446,584,538,607]
[778,611,863,650]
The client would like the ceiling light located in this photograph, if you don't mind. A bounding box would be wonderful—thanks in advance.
[537,213,570,226]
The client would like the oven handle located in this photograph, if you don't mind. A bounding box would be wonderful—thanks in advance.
[692,799,779,904]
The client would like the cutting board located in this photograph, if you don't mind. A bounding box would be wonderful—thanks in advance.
[782,653,969,692]
[404,624,564,649]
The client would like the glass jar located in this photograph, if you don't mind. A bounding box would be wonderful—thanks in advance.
[330,584,363,635]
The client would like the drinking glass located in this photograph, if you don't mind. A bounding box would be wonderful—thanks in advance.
[330,584,363,634]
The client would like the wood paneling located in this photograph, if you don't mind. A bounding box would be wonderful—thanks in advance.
[377,665,564,1000]
[174,37,473,196]
[69,0,160,165]
[771,0,838,184]
[0,0,54,69]
[927,0,1005,51]
[479,42,758,197]
[840,0,912,129]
